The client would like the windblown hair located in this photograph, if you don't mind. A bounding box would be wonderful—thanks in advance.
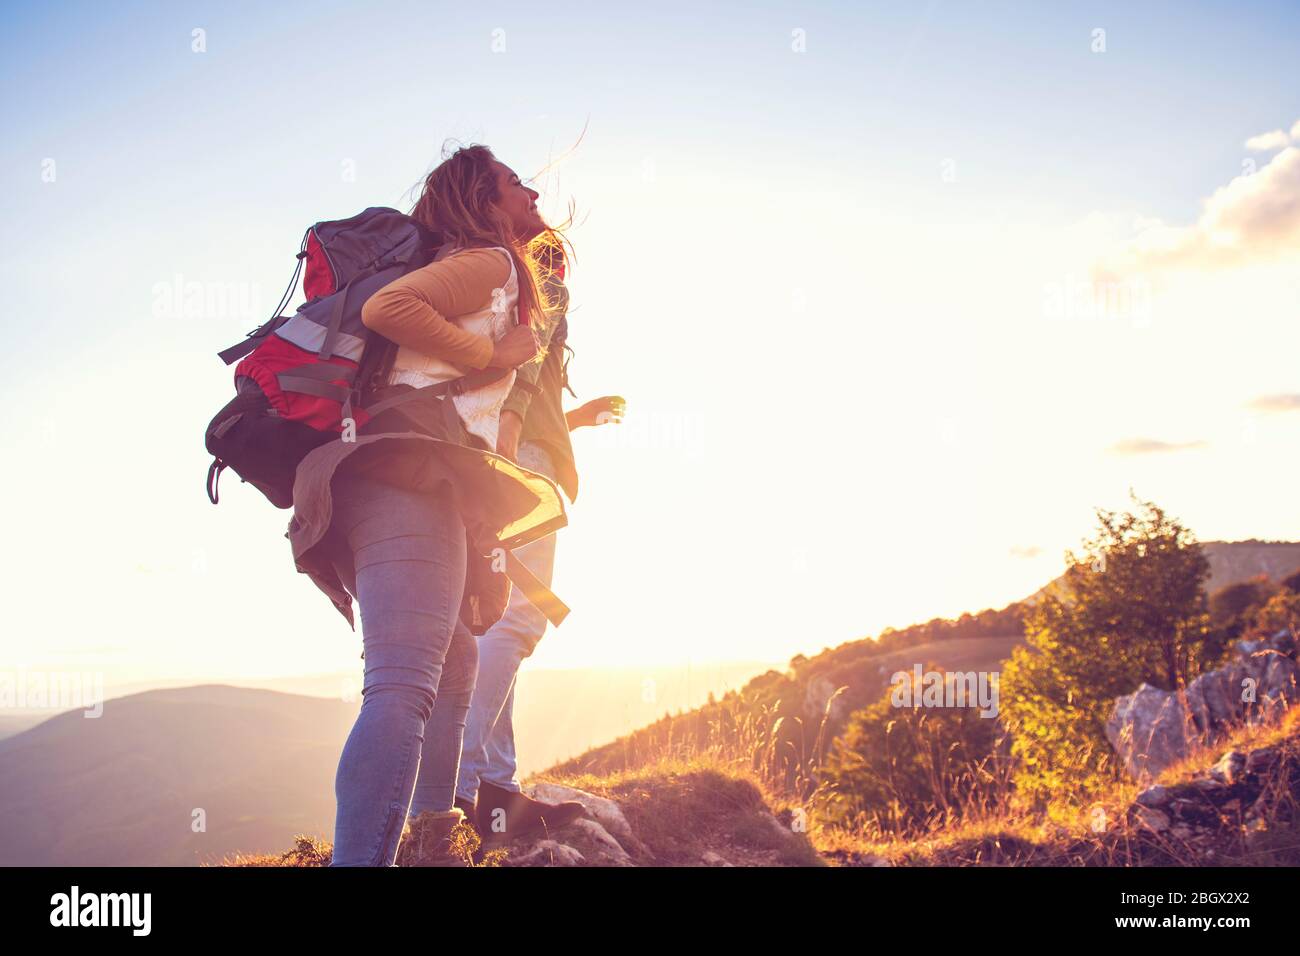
[408,143,568,329]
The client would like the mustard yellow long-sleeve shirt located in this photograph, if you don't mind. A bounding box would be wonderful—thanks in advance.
[360,247,510,370]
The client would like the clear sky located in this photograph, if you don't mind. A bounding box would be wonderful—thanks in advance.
[3,0,1298,689]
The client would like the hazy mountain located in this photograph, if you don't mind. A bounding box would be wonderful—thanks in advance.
[0,685,356,866]
[1200,540,1300,593]
[0,712,49,741]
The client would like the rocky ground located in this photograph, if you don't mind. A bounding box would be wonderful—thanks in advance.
[1125,737,1300,863]
[463,777,824,867]
[233,766,827,867]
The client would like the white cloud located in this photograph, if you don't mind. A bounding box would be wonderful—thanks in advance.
[1248,393,1300,413]
[1292,118,1300,141]
[1097,145,1300,275]
[1108,438,1208,455]
[1245,129,1290,152]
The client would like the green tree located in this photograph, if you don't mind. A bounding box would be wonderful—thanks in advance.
[1001,493,1214,802]
[1210,579,1267,630]
[1207,577,1268,660]
[1243,587,1300,645]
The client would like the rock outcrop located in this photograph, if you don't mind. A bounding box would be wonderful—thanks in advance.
[488,784,643,866]
[1105,630,1298,780]
[526,782,650,858]
[1124,739,1299,859]
[488,781,819,867]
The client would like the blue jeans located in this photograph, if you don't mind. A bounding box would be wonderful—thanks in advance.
[456,442,558,803]
[325,469,478,867]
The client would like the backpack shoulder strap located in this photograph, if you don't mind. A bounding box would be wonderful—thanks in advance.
[359,366,511,419]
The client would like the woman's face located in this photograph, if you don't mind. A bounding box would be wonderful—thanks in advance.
[491,160,545,241]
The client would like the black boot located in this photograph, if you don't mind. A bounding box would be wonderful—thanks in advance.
[475,780,586,842]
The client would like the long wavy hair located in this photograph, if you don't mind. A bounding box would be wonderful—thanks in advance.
[407,143,569,328]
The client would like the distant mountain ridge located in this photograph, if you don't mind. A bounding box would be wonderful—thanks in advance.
[0,713,48,742]
[1199,540,1300,592]
[0,685,355,866]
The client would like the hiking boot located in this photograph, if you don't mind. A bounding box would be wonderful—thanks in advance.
[475,780,586,843]
[395,808,478,867]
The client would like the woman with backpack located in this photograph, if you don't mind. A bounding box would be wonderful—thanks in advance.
[286,144,569,866]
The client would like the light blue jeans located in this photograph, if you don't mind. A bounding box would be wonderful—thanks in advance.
[325,469,478,866]
[456,442,558,803]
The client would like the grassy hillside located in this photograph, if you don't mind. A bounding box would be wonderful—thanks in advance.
[241,706,1300,867]
[550,623,1024,787]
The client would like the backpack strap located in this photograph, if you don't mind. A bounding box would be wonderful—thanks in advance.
[503,548,570,627]
[274,361,357,404]
[271,362,509,425]
[317,261,407,361]
[217,314,291,365]
[361,366,510,418]
[206,458,227,505]
[217,231,310,364]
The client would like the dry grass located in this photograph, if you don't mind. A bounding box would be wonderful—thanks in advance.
[221,835,333,867]
[806,706,1300,866]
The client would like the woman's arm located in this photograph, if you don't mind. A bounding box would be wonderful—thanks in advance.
[566,396,626,431]
[360,247,512,369]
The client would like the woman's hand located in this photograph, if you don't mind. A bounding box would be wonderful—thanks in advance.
[488,325,541,368]
[496,410,524,462]
[566,395,626,431]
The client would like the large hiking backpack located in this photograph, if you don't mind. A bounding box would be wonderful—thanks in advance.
[202,207,548,635]
[205,206,504,508]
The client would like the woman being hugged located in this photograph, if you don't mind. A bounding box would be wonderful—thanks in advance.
[287,144,566,866]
